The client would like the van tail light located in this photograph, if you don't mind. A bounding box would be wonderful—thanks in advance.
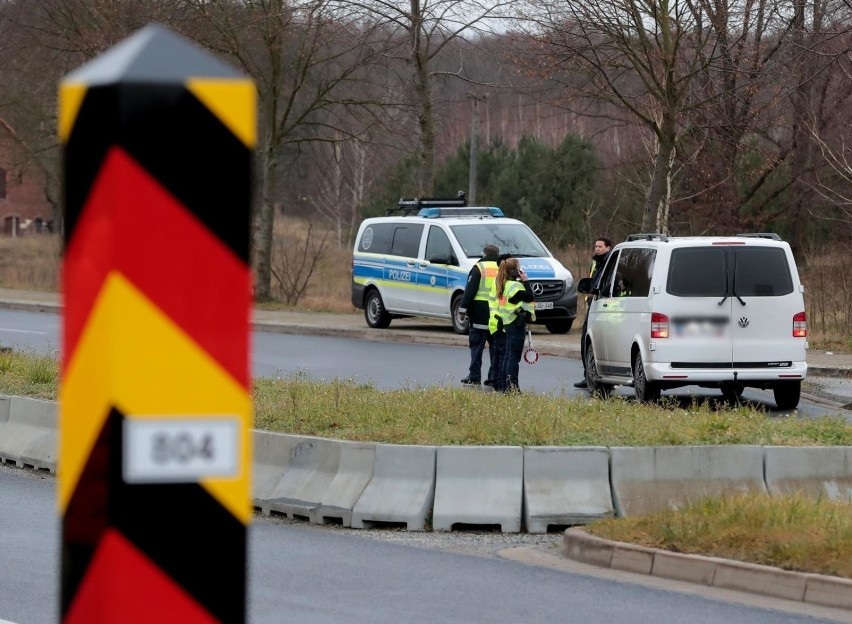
[792,311,807,337]
[651,312,669,338]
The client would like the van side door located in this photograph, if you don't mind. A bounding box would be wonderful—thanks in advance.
[384,223,425,313]
[586,251,620,368]
[417,225,457,315]
[605,248,656,376]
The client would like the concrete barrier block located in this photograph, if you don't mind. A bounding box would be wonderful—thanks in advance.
[765,446,852,501]
[265,436,340,521]
[523,446,613,533]
[0,396,57,467]
[252,431,310,512]
[432,446,523,533]
[0,395,12,466]
[350,444,436,531]
[313,441,376,526]
[713,560,807,601]
[18,432,57,473]
[804,574,852,610]
[610,446,766,517]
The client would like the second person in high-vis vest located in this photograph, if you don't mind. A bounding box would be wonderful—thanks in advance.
[490,257,536,393]
[458,244,501,386]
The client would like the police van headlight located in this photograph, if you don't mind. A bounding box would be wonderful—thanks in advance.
[565,275,574,290]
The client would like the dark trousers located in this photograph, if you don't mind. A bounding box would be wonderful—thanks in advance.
[502,321,526,392]
[490,330,507,391]
[579,313,589,373]
[468,326,496,383]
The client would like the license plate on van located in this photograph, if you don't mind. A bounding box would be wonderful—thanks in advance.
[673,317,728,337]
[535,302,554,310]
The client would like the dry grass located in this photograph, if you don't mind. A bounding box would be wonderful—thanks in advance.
[587,492,852,579]
[0,235,60,291]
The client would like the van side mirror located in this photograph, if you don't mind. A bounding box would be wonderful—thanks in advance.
[577,277,594,295]
[428,255,451,265]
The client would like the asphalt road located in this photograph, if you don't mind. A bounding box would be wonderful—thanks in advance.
[3,466,850,624]
[0,308,848,420]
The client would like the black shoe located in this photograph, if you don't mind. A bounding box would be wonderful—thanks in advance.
[484,379,494,387]
[573,380,588,389]
[461,377,480,385]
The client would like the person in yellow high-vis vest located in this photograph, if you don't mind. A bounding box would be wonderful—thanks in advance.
[458,244,500,386]
[491,257,536,393]
[574,237,612,390]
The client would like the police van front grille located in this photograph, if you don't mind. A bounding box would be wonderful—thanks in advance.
[530,280,564,301]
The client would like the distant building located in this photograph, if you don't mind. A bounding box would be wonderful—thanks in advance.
[0,139,54,236]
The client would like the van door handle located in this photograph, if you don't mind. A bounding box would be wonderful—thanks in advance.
[407,261,416,267]
[418,262,428,268]
[602,303,608,308]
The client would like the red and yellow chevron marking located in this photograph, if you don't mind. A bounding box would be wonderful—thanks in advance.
[59,25,254,623]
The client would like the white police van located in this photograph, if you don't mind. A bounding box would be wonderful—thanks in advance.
[577,233,808,409]
[352,194,577,334]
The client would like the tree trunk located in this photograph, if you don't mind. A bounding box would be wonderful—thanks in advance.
[254,134,277,301]
[641,125,676,233]
[410,0,434,196]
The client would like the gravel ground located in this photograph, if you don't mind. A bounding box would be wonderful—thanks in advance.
[803,376,852,409]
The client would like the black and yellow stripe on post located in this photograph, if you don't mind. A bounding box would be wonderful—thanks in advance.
[58,24,254,623]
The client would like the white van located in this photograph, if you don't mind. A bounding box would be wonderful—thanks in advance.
[352,195,577,334]
[577,233,808,409]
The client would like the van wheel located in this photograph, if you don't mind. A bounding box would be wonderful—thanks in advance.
[720,382,745,406]
[364,290,391,329]
[773,381,801,410]
[450,294,469,335]
[633,353,661,403]
[585,340,612,398]
[545,320,573,334]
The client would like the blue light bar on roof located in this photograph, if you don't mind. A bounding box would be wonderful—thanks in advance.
[418,207,504,218]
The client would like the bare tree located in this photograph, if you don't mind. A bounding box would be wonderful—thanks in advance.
[346,0,514,196]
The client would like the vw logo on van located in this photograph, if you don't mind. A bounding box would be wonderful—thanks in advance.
[532,282,544,296]
[738,317,750,328]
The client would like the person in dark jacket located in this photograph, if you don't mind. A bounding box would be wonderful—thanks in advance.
[458,244,500,386]
[574,237,613,389]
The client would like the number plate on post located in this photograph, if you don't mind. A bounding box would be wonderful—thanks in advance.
[123,418,240,483]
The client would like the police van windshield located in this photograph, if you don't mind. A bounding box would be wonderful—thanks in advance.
[450,223,550,258]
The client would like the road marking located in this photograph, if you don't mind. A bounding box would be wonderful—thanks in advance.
[0,328,46,335]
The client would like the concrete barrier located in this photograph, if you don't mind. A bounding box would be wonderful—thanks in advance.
[764,446,852,501]
[351,444,436,531]
[432,446,523,533]
[313,440,375,526]
[0,396,57,472]
[252,431,310,511]
[264,436,340,521]
[523,446,613,533]
[610,446,766,517]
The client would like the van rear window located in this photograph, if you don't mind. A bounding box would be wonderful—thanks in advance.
[668,246,794,297]
[734,248,793,296]
[668,248,726,296]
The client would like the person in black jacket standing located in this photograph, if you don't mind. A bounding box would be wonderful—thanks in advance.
[574,237,613,389]
[458,244,500,386]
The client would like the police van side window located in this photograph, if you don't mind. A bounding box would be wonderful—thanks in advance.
[615,248,656,297]
[425,226,454,264]
[668,248,726,296]
[389,224,424,258]
[734,248,794,296]
[358,223,393,254]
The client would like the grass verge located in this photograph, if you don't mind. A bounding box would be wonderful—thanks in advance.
[587,492,852,579]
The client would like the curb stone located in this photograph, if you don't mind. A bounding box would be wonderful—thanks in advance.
[562,527,852,610]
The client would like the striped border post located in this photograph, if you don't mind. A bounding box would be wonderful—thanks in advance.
[58,24,255,623]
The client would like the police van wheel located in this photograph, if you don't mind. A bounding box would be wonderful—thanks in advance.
[633,352,661,403]
[450,295,469,335]
[773,381,801,410]
[364,290,392,329]
[585,340,612,398]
